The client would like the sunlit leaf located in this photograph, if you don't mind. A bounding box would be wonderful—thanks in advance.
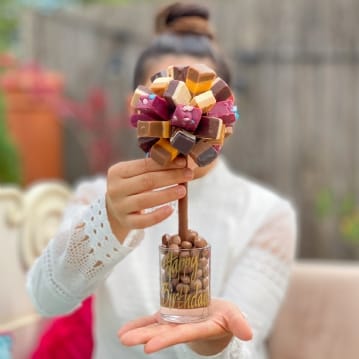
[314,188,336,218]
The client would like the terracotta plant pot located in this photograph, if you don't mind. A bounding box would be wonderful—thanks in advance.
[1,67,64,185]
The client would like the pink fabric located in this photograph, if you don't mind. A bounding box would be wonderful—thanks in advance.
[31,297,93,359]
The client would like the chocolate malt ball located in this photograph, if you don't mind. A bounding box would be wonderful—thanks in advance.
[176,283,190,295]
[181,240,193,249]
[162,233,171,247]
[202,277,209,289]
[199,257,208,269]
[190,279,203,292]
[194,268,203,279]
[171,278,179,290]
[186,230,198,244]
[168,243,180,256]
[180,274,191,284]
[169,235,182,246]
[194,237,207,248]
[179,250,191,258]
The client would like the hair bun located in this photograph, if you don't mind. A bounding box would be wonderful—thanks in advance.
[155,2,214,39]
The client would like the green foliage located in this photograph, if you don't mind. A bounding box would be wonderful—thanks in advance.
[79,0,131,4]
[340,211,359,244]
[339,194,356,217]
[0,0,21,184]
[314,188,335,218]
[315,188,359,244]
[0,92,22,184]
[0,0,19,52]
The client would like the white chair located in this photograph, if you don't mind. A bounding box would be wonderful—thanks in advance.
[0,182,71,359]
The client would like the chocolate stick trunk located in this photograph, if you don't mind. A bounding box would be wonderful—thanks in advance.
[178,181,188,240]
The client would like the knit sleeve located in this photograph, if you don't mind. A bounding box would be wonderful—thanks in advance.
[180,201,297,358]
[27,179,144,317]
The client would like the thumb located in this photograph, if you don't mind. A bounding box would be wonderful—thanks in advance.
[226,305,253,341]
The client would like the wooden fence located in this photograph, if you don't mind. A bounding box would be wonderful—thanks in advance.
[19,0,359,259]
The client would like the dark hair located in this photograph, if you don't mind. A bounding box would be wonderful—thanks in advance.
[133,2,231,89]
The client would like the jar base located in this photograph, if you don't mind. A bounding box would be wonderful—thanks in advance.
[159,306,209,323]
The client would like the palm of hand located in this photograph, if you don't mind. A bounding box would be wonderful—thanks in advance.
[118,298,252,355]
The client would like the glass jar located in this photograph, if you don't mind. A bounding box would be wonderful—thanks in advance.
[159,244,211,323]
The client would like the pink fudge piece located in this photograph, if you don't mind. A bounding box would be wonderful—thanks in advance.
[171,104,202,132]
[135,94,172,120]
[207,99,236,125]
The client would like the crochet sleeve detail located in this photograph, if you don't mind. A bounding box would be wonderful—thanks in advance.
[27,179,144,316]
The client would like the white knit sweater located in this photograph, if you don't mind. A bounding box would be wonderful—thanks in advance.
[27,158,297,358]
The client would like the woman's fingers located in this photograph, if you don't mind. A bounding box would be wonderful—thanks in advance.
[111,156,187,179]
[220,302,253,341]
[118,315,158,337]
[120,323,173,347]
[123,205,174,229]
[115,167,193,197]
[109,185,187,229]
[226,308,253,340]
[143,321,224,353]
[119,184,186,214]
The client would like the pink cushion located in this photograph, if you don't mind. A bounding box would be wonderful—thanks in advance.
[268,261,359,359]
[31,297,93,359]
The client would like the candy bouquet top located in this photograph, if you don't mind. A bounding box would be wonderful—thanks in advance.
[130,63,239,168]
[130,63,239,239]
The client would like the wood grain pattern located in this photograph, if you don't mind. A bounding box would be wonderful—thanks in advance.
[19,0,359,259]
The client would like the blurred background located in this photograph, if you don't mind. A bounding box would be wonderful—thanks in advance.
[0,0,358,261]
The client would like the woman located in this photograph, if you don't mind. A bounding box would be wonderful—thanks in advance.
[27,3,297,358]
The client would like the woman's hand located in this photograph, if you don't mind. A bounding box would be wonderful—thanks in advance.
[118,298,253,356]
[106,156,193,243]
